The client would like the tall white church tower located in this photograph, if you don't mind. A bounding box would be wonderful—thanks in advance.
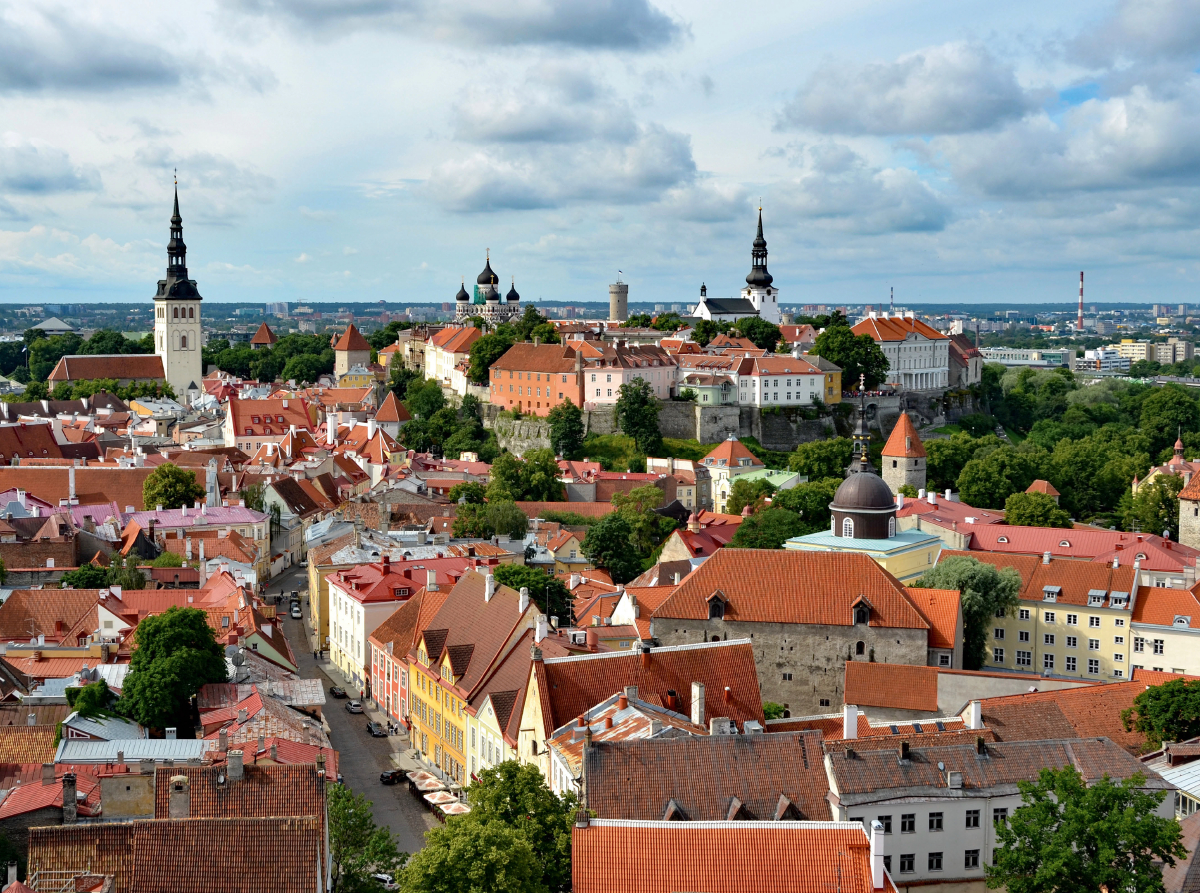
[740,207,780,324]
[153,182,203,398]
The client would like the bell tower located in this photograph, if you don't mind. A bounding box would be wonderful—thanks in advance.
[153,176,204,399]
[741,207,780,324]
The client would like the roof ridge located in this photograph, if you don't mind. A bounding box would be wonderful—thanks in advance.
[543,637,751,664]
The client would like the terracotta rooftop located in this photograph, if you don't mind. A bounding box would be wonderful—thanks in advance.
[48,354,165,383]
[882,413,926,459]
[844,661,940,713]
[250,323,278,346]
[906,587,960,650]
[374,390,410,423]
[332,323,370,352]
[852,315,947,342]
[1026,479,1060,496]
[1132,584,1200,628]
[585,730,831,821]
[700,437,763,469]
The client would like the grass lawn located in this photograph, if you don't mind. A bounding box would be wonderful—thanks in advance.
[581,433,712,471]
[933,424,963,435]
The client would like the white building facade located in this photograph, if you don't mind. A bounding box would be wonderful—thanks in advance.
[153,187,204,397]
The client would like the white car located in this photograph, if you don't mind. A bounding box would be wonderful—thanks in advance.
[372,875,397,891]
[290,606,302,619]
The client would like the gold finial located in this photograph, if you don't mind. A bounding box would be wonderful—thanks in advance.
[174,167,178,186]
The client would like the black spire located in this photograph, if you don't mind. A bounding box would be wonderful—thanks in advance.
[745,207,772,287]
[166,176,187,279]
[846,377,874,475]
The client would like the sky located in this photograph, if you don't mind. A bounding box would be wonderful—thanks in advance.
[2,0,1200,308]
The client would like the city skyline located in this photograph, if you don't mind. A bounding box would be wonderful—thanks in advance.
[2,0,1199,306]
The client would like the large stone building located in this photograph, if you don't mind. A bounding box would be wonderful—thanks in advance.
[852,313,949,391]
[332,324,371,378]
[152,184,204,397]
[455,252,522,325]
[881,413,927,494]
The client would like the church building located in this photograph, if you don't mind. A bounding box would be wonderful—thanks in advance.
[455,252,522,324]
[692,209,782,324]
[153,184,203,398]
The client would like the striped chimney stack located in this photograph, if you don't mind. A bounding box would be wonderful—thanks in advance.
[1078,271,1084,331]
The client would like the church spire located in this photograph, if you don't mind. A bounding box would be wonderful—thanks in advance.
[745,206,772,287]
[167,172,187,279]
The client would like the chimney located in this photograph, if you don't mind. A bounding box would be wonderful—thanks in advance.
[41,762,54,786]
[967,700,982,730]
[723,685,731,704]
[258,734,266,753]
[270,743,277,762]
[896,493,904,509]
[976,736,987,755]
[116,750,124,766]
[624,685,638,701]
[586,628,599,651]
[140,759,154,775]
[519,587,530,613]
[367,418,377,439]
[238,708,247,724]
[6,862,15,887]
[944,489,952,501]
[690,682,705,726]
[927,491,936,506]
[1043,551,1051,565]
[427,569,438,591]
[229,750,244,781]
[61,773,77,824]
[166,727,177,740]
[68,464,75,501]
[871,820,885,889]
[168,775,191,819]
[535,615,548,643]
[640,643,651,669]
[26,713,35,727]
[316,752,326,775]
[569,572,581,590]
[843,704,859,739]
[617,693,629,710]
[417,530,427,544]
[484,573,495,602]
[1134,556,1142,585]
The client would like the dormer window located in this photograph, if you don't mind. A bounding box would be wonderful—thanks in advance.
[1136,553,1147,561]
[1042,586,1060,603]
[855,606,869,625]
[997,536,1008,543]
[1059,540,1071,548]
[1174,616,1191,627]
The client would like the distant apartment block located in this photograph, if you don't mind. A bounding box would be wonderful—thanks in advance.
[979,348,1071,368]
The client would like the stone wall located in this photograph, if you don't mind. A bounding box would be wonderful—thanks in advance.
[488,417,553,457]
[651,619,928,715]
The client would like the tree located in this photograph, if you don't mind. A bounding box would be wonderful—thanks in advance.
[913,555,1021,670]
[1003,491,1072,528]
[150,551,185,568]
[468,333,514,385]
[733,317,782,352]
[1121,677,1200,749]
[729,508,804,549]
[726,478,776,516]
[692,319,730,347]
[452,501,528,540]
[788,438,852,479]
[547,400,585,460]
[772,477,842,534]
[67,679,115,718]
[624,313,653,328]
[581,513,642,583]
[60,565,111,589]
[405,379,446,421]
[142,463,206,511]
[763,701,785,720]
[447,481,487,505]
[118,606,227,731]
[809,326,889,390]
[926,433,992,492]
[1139,384,1200,455]
[956,445,1049,509]
[329,783,407,893]
[522,449,566,502]
[399,818,540,893]
[1125,474,1185,540]
[614,378,662,455]
[986,766,1184,893]
[611,483,667,556]
[459,761,576,893]
[493,564,571,620]
[242,480,266,513]
[108,556,146,592]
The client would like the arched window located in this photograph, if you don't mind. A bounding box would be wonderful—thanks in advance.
[888,517,896,538]
[842,517,854,538]
[708,600,725,620]
[188,306,194,318]
[855,641,865,655]
[181,334,187,350]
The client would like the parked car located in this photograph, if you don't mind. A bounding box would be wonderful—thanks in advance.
[366,721,387,737]
[379,768,404,785]
[329,686,347,698]
[290,605,302,619]
[372,874,397,891]
[345,700,363,714]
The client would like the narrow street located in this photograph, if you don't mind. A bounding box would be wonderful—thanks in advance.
[270,565,437,853]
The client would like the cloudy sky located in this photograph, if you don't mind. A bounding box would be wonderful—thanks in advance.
[2,0,1200,307]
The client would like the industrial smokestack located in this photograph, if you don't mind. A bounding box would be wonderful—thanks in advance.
[1078,271,1084,332]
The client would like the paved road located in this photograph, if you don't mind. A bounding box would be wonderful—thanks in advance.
[271,565,436,853]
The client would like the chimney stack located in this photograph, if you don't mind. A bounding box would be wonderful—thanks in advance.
[219,729,228,752]
[967,700,982,730]
[640,643,651,669]
[229,750,244,781]
[427,569,439,591]
[1043,551,1051,565]
[6,862,16,887]
[62,773,77,824]
[535,615,548,643]
[1078,271,1085,331]
[484,573,495,602]
[690,682,705,726]
[843,704,859,739]
[168,775,191,819]
[41,763,54,786]
[871,820,886,889]
[26,713,35,727]
[519,586,530,613]
[166,727,177,740]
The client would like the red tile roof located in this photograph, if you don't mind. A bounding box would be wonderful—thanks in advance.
[701,437,763,469]
[882,413,926,458]
[250,323,278,346]
[1026,479,1060,496]
[0,466,197,512]
[572,821,893,893]
[517,500,615,518]
[1131,584,1200,628]
[852,315,947,342]
[490,341,581,374]
[655,549,930,629]
[332,323,370,352]
[374,391,410,423]
[227,398,314,439]
[843,661,939,712]
[48,354,165,382]
[941,549,1139,607]
[963,528,1200,572]
[906,588,960,650]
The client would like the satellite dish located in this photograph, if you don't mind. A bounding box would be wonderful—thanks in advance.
[224,645,239,659]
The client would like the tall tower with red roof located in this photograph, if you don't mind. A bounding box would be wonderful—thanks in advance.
[881,413,927,494]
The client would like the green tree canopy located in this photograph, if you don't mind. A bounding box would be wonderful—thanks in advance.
[329,783,407,893]
[788,438,852,479]
[60,565,111,589]
[493,564,572,621]
[729,508,804,549]
[547,400,585,460]
[1121,677,1200,750]
[732,317,783,351]
[486,450,565,502]
[956,445,1049,509]
[1139,384,1200,455]
[399,818,540,893]
[1124,474,1185,541]
[726,477,776,516]
[913,555,1021,670]
[771,477,842,534]
[118,606,227,730]
[985,766,1184,893]
[611,483,669,557]
[468,333,515,385]
[581,513,642,583]
[452,501,529,540]
[614,378,662,456]
[142,463,206,511]
[692,319,731,347]
[447,481,487,505]
[808,326,889,390]
[1003,491,1072,528]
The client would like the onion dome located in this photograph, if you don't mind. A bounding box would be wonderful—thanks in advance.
[484,282,499,303]
[456,280,470,302]
[477,250,498,286]
[507,278,520,303]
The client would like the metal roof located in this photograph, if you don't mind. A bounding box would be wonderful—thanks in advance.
[54,738,214,763]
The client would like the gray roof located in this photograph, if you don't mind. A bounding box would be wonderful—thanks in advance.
[62,711,145,741]
[697,298,759,316]
[55,738,214,763]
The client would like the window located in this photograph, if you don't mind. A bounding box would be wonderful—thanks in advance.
[899,855,914,874]
[819,698,830,707]
[1088,658,1100,674]
[879,815,892,833]
[1088,638,1100,650]
[993,647,1005,663]
[855,607,869,625]
[1019,630,1030,643]
[1114,636,1125,646]
[1044,634,1055,646]
[939,653,951,666]
[1154,639,1165,655]
[1113,668,1124,678]
[1016,650,1032,666]
[1044,611,1055,623]
[1134,637,1145,653]
[1089,616,1101,628]
[1115,618,1125,626]
[842,517,854,537]
[901,814,915,833]
[928,853,943,872]
[855,641,865,655]
[929,812,943,831]
[1113,653,1124,662]
[781,672,793,681]
[1066,635,1077,648]
[965,809,980,828]
[965,849,980,870]
[1066,656,1077,672]
[993,628,1005,640]
[1066,613,1078,625]
[993,808,1008,825]
[1043,653,1055,671]
[1019,609,1031,621]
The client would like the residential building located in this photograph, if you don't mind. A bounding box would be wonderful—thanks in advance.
[368,588,447,730]
[699,436,764,512]
[826,738,1171,889]
[948,334,983,387]
[580,341,676,406]
[1133,436,1200,496]
[734,354,828,407]
[1156,338,1195,365]
[853,313,950,391]
[336,364,375,389]
[332,323,371,378]
[1074,347,1130,372]
[646,458,709,508]
[425,325,482,390]
[262,477,328,564]
[152,186,204,397]
[1130,585,1200,675]
[489,342,584,416]
[223,397,315,456]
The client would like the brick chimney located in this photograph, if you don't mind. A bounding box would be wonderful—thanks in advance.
[640,643,651,668]
[61,773,77,824]
[229,749,244,781]
[168,775,191,819]
[41,762,53,786]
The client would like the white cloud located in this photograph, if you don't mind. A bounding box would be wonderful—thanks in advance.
[0,133,100,193]
[779,42,1038,136]
[295,252,310,262]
